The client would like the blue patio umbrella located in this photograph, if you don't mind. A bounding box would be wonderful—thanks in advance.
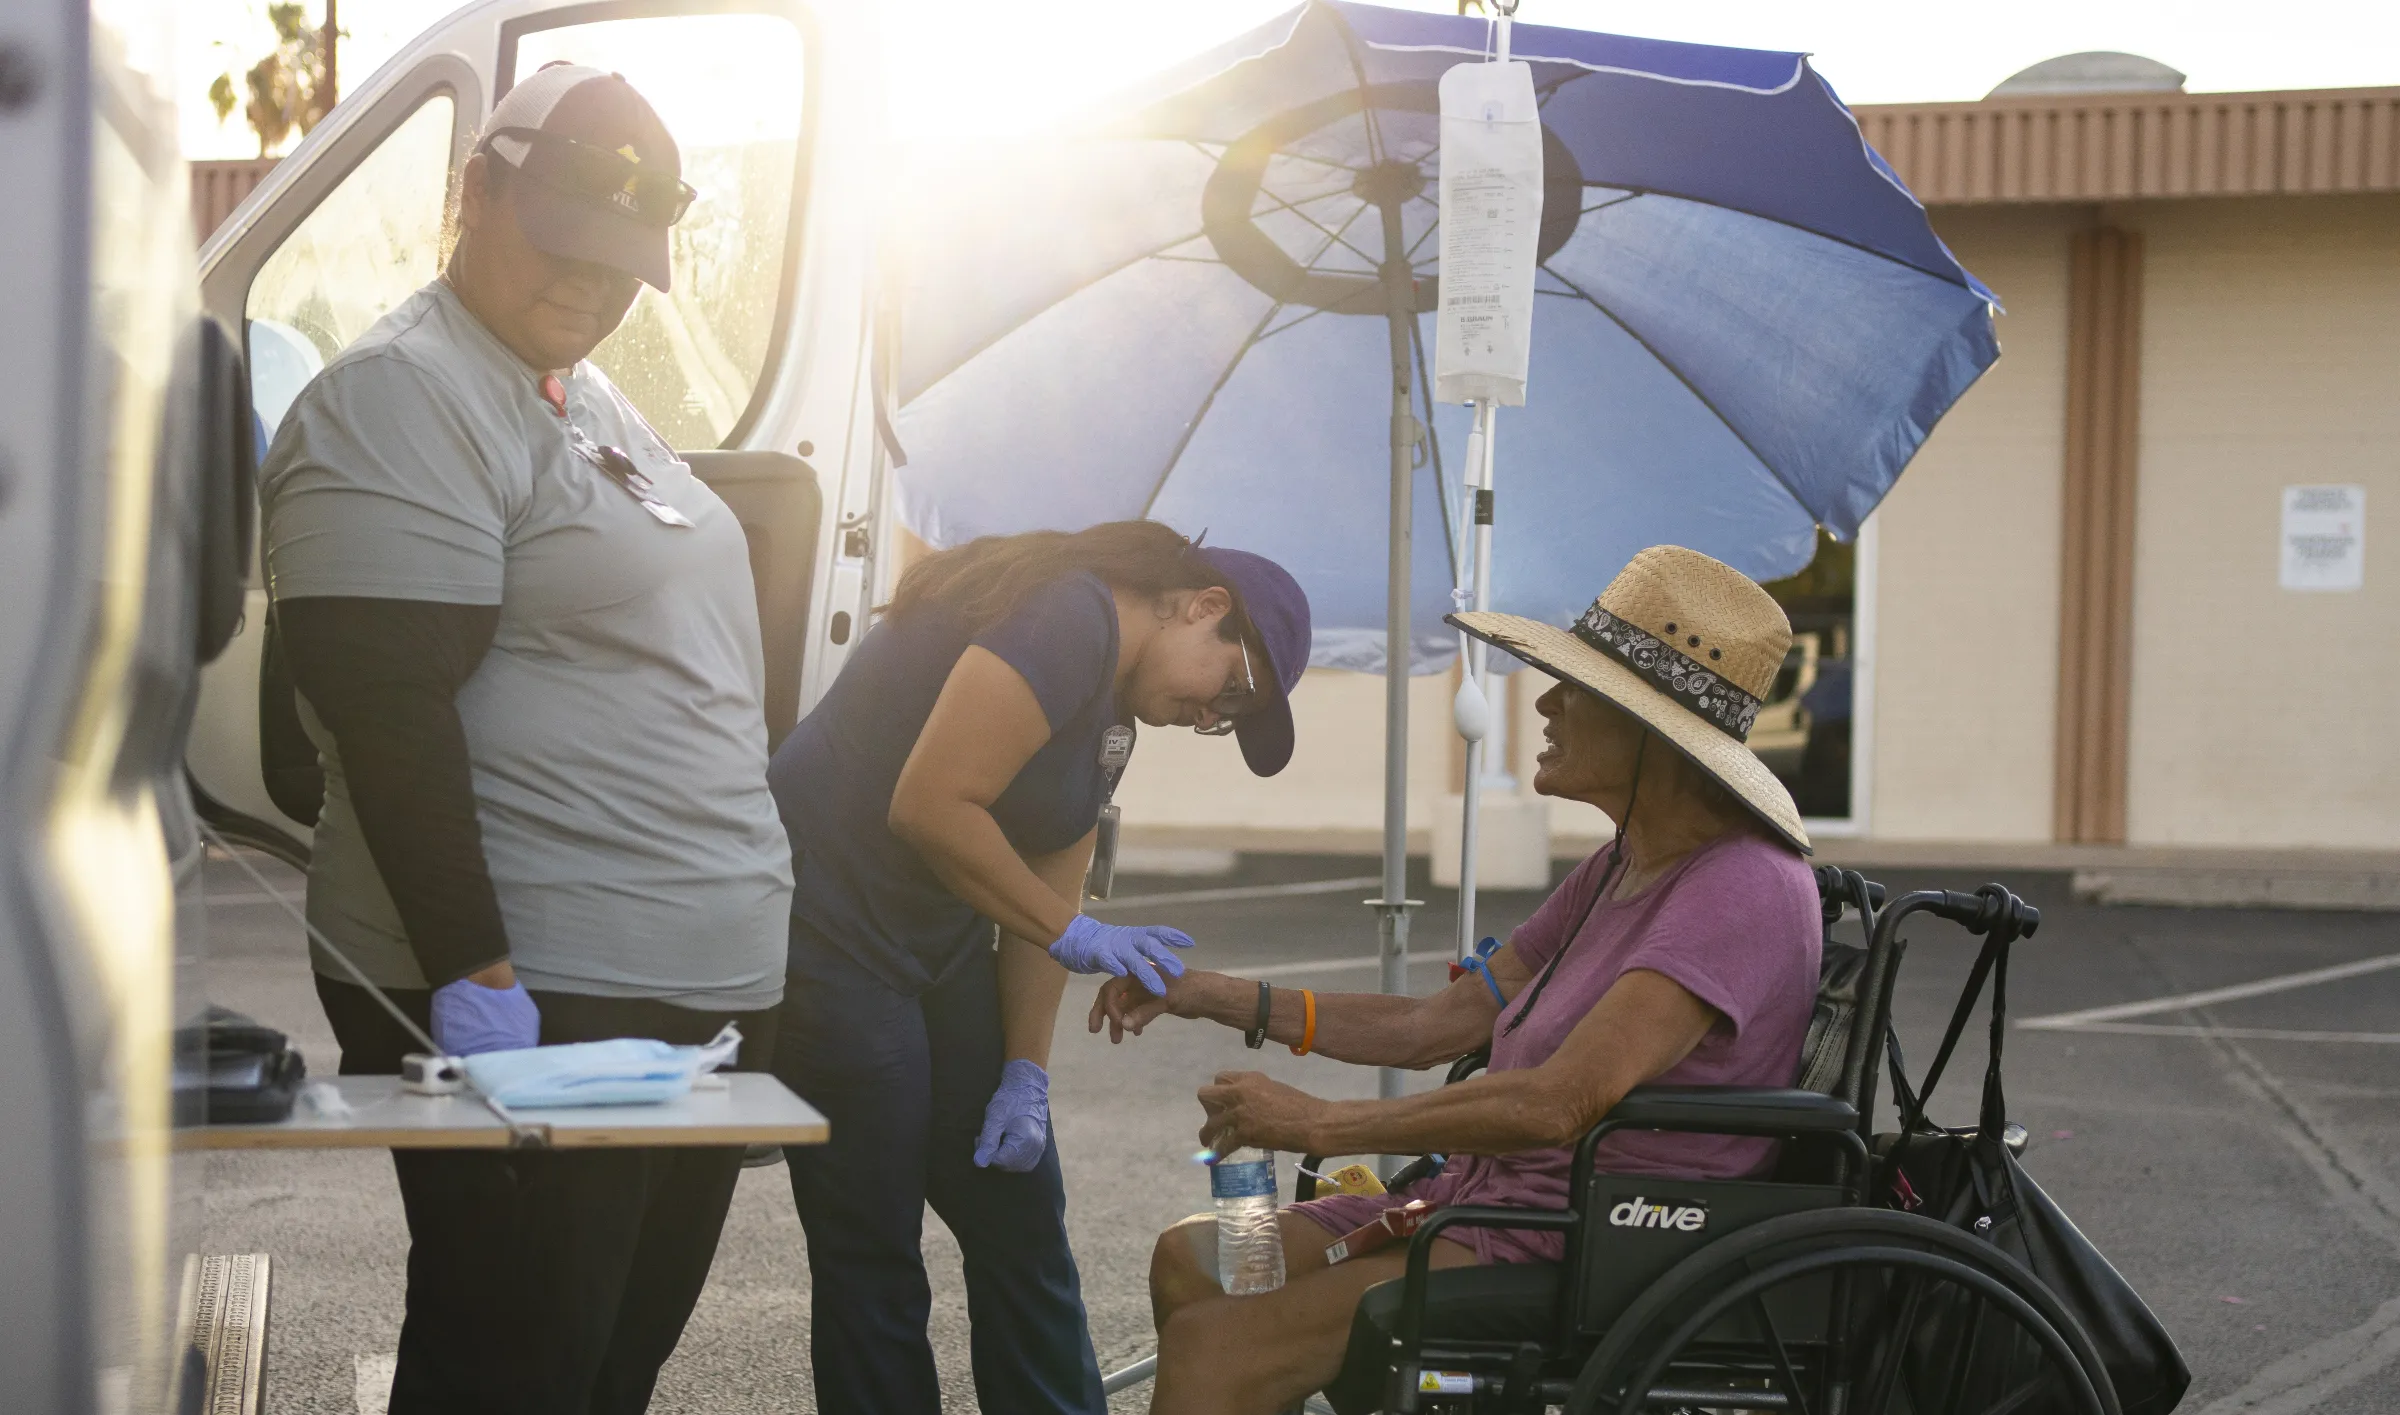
[891,1,1996,665]
[885,0,1998,1033]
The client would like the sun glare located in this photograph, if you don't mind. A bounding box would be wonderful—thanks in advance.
[877,0,1298,144]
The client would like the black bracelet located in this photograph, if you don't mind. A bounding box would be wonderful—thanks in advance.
[1244,980,1271,1050]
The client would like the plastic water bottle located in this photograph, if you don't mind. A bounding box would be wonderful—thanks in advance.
[1212,1148,1286,1295]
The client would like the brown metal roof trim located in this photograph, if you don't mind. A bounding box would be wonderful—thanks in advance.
[190,158,280,247]
[1854,87,2400,205]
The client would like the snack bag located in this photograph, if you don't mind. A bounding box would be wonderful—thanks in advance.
[1324,1200,1435,1265]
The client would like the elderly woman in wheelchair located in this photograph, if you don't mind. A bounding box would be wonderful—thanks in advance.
[1092,548,1829,1414]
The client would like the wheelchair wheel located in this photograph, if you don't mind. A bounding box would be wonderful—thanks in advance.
[1567,1208,2118,1415]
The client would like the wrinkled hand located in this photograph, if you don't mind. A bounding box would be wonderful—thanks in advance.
[974,1058,1051,1172]
[1198,1070,1328,1156]
[1087,972,1180,1042]
[1048,914,1192,996]
[430,975,541,1057]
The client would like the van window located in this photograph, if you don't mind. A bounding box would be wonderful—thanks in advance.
[508,13,807,449]
[244,94,457,437]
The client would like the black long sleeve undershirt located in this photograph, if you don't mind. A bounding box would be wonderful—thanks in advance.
[276,595,509,989]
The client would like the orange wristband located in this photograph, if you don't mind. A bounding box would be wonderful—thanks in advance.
[1290,988,1317,1056]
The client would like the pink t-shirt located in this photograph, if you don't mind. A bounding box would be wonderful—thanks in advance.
[1294,829,1820,1264]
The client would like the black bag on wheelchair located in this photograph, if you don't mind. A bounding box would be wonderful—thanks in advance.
[1876,894,2189,1415]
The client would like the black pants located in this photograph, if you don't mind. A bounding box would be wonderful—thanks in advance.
[316,977,778,1415]
[773,927,1105,1415]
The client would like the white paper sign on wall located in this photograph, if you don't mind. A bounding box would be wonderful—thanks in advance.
[2280,484,2365,591]
[1435,59,1542,407]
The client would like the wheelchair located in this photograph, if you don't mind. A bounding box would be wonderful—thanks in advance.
[1293,868,2121,1415]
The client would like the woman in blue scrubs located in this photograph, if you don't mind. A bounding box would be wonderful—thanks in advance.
[766,520,1312,1415]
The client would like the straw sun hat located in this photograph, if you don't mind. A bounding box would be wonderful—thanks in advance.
[1449,545,1810,854]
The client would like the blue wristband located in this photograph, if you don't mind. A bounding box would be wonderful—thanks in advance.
[1462,954,1507,1007]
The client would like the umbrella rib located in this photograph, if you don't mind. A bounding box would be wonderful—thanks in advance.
[900,227,1217,397]
[1199,136,1373,177]
[1254,186,1383,270]
[1274,149,1376,177]
[1537,260,1820,514]
[1135,205,1376,518]
[1286,193,1385,285]
[1580,191,1642,219]
[1135,295,1290,521]
[1572,182,1986,292]
[1255,304,1333,342]
[1324,4,1389,167]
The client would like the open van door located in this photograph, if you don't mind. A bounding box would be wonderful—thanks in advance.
[189,0,889,864]
[1,1,263,1405]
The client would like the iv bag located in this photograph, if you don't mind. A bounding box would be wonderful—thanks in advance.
[1435,60,1543,407]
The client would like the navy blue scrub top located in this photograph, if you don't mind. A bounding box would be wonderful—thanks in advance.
[768,572,1123,995]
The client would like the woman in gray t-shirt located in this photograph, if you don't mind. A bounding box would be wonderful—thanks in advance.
[256,69,788,1413]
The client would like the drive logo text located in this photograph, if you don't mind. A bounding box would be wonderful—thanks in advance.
[1605,1196,1709,1232]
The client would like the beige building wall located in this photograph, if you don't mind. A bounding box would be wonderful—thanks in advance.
[1112,667,1461,848]
[2122,194,2400,848]
[1866,206,2074,841]
[1110,195,2400,858]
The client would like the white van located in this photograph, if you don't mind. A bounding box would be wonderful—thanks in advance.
[188,0,894,863]
[0,3,890,1406]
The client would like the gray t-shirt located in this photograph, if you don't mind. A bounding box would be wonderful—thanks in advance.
[260,280,792,1010]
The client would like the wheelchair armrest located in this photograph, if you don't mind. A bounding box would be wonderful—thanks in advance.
[1604,1085,1858,1135]
[1395,1206,1576,1352]
[1575,1086,1871,1204]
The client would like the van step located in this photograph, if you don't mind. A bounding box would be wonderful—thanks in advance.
[177,1252,271,1415]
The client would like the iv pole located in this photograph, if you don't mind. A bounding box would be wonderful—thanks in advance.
[1450,0,1519,964]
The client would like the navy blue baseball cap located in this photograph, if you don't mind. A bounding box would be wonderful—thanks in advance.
[483,64,685,292]
[1197,547,1312,776]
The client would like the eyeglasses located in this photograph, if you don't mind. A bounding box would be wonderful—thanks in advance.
[1194,638,1258,736]
[480,126,698,228]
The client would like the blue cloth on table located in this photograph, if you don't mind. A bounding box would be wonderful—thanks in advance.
[460,1023,742,1108]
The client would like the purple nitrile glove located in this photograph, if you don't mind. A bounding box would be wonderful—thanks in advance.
[1048,914,1192,996]
[974,1058,1051,1172]
[430,977,541,1057]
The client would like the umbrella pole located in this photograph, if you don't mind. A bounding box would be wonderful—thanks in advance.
[1370,184,1421,1116]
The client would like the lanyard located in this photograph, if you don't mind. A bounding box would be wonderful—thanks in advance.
[539,372,694,528]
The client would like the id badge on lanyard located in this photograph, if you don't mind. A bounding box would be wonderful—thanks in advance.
[1084,724,1135,901]
[542,372,695,528]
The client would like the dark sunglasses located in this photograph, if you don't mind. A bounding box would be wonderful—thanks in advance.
[479,126,698,228]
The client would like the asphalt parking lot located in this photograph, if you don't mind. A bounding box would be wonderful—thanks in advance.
[198,847,2400,1413]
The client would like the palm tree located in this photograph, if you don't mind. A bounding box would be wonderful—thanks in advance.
[208,1,341,158]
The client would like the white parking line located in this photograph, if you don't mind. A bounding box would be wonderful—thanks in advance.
[2031,1022,2400,1046]
[204,890,299,907]
[1089,875,1384,910]
[2016,949,2400,1030]
[354,1353,396,1415]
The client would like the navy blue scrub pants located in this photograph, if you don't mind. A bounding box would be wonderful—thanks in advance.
[316,978,775,1415]
[775,922,1105,1415]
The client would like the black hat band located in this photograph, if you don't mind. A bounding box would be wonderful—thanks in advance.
[1569,603,1763,741]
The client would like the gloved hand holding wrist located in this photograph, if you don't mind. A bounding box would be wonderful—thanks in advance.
[1047,914,1192,996]
[431,974,541,1056]
[973,1058,1051,1172]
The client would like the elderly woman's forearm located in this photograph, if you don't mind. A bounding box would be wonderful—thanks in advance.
[1308,1071,1607,1159]
[1176,974,1481,1069]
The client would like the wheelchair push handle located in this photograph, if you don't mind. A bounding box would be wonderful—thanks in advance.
[1922,884,2040,940]
[1811,866,1885,925]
